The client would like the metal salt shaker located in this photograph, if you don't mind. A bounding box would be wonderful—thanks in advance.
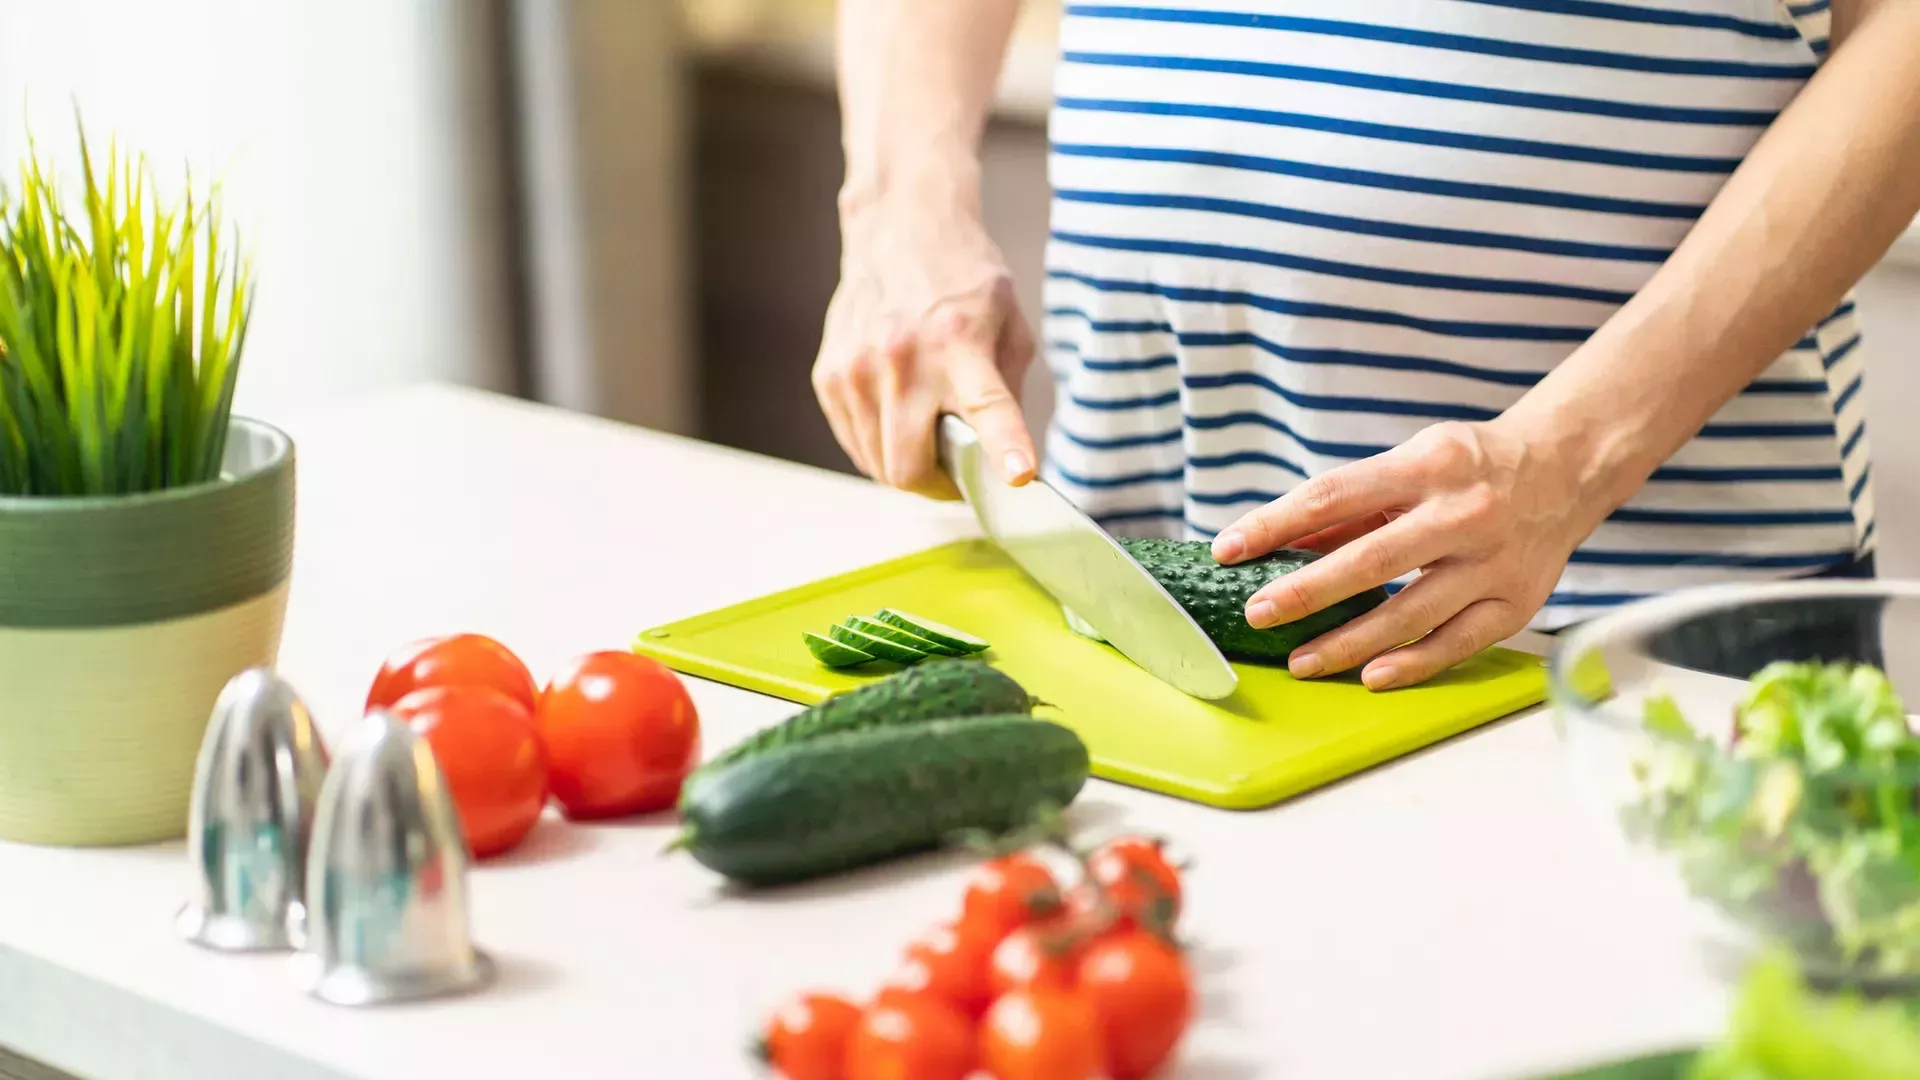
[292,710,495,1006]
[176,668,332,952]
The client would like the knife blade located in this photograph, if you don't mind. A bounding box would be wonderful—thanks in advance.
[936,414,1239,700]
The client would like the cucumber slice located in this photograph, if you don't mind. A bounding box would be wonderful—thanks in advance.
[874,609,991,654]
[828,624,930,664]
[1062,605,1107,643]
[844,615,960,656]
[804,631,874,668]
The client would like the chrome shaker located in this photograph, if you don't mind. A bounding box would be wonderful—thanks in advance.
[292,710,495,1006]
[176,668,332,952]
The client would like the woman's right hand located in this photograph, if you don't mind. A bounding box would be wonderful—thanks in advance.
[811,196,1038,500]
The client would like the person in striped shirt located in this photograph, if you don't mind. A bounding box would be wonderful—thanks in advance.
[811,0,1920,689]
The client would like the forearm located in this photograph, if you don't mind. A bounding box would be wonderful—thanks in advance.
[1503,0,1920,513]
[835,0,1022,224]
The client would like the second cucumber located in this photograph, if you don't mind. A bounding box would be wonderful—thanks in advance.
[684,659,1043,796]
[671,715,1091,886]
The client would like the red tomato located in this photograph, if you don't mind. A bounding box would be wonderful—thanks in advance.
[536,651,700,818]
[391,686,548,858]
[1077,931,1195,1080]
[979,989,1105,1080]
[988,922,1082,998]
[758,991,861,1080]
[844,995,973,1080]
[367,634,539,715]
[961,853,1063,941]
[1087,835,1184,931]
[893,922,994,1018]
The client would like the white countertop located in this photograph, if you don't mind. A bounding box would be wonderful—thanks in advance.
[0,385,1735,1080]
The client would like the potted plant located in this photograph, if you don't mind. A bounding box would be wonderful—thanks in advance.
[0,123,294,846]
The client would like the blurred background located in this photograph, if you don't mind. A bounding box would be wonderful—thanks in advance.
[0,0,1915,565]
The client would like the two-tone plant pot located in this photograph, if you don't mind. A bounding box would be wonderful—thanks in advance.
[0,418,296,846]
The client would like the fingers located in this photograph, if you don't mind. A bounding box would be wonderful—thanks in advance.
[939,336,1036,486]
[816,377,863,475]
[995,289,1039,387]
[1244,511,1451,629]
[839,351,887,482]
[1289,511,1393,555]
[1213,456,1423,565]
[1284,565,1478,680]
[876,339,960,500]
[1362,596,1523,691]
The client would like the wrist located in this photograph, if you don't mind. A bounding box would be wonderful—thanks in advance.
[838,155,983,231]
[1492,392,1664,529]
[834,163,1008,298]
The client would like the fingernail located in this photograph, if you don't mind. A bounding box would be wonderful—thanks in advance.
[1289,652,1323,679]
[1246,600,1276,628]
[1363,665,1397,691]
[1213,530,1245,562]
[1003,450,1032,480]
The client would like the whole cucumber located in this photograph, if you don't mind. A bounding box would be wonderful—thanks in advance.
[1119,536,1389,661]
[672,715,1090,886]
[687,658,1040,786]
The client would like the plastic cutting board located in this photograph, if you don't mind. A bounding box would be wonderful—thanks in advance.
[633,539,1548,810]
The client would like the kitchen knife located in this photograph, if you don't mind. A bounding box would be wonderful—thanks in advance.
[936,414,1239,700]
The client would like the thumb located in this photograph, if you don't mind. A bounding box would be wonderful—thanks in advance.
[942,342,1037,485]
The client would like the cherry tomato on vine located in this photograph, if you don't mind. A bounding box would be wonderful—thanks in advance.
[989,922,1083,997]
[961,852,1063,940]
[844,995,973,1080]
[892,921,994,1018]
[757,991,861,1080]
[980,988,1105,1080]
[1087,835,1184,930]
[1078,929,1195,1080]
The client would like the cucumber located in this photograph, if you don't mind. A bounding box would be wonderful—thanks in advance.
[828,623,929,664]
[875,609,991,654]
[843,615,957,657]
[689,659,1043,785]
[671,716,1090,885]
[804,630,874,668]
[1119,537,1388,661]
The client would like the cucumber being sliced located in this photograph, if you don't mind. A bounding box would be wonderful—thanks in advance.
[804,630,875,668]
[828,624,930,664]
[874,609,991,654]
[844,615,960,656]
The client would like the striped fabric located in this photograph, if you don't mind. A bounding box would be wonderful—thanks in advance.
[1039,0,1873,629]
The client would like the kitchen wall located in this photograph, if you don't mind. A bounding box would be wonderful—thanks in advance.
[0,0,522,424]
[1856,267,1920,576]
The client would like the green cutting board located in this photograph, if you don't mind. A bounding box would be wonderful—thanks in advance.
[633,540,1548,810]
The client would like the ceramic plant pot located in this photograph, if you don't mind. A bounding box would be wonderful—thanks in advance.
[0,418,296,846]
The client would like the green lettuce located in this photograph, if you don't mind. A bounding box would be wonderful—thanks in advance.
[1688,953,1920,1080]
[1626,661,1920,976]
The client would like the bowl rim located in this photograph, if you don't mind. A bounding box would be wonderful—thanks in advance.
[1549,576,1920,738]
[0,415,291,512]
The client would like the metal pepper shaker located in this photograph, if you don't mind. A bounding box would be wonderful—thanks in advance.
[291,710,495,1006]
[176,667,331,952]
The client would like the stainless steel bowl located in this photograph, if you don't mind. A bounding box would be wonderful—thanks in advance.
[291,710,495,1006]
[176,668,331,952]
[1552,578,1920,990]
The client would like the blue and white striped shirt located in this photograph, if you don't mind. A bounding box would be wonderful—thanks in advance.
[1039,0,1872,628]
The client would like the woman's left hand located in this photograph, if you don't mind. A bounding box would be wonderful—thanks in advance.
[1210,417,1609,691]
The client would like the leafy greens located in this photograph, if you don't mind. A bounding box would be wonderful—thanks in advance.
[1627,661,1920,978]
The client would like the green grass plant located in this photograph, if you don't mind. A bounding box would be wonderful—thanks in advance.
[0,118,255,496]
